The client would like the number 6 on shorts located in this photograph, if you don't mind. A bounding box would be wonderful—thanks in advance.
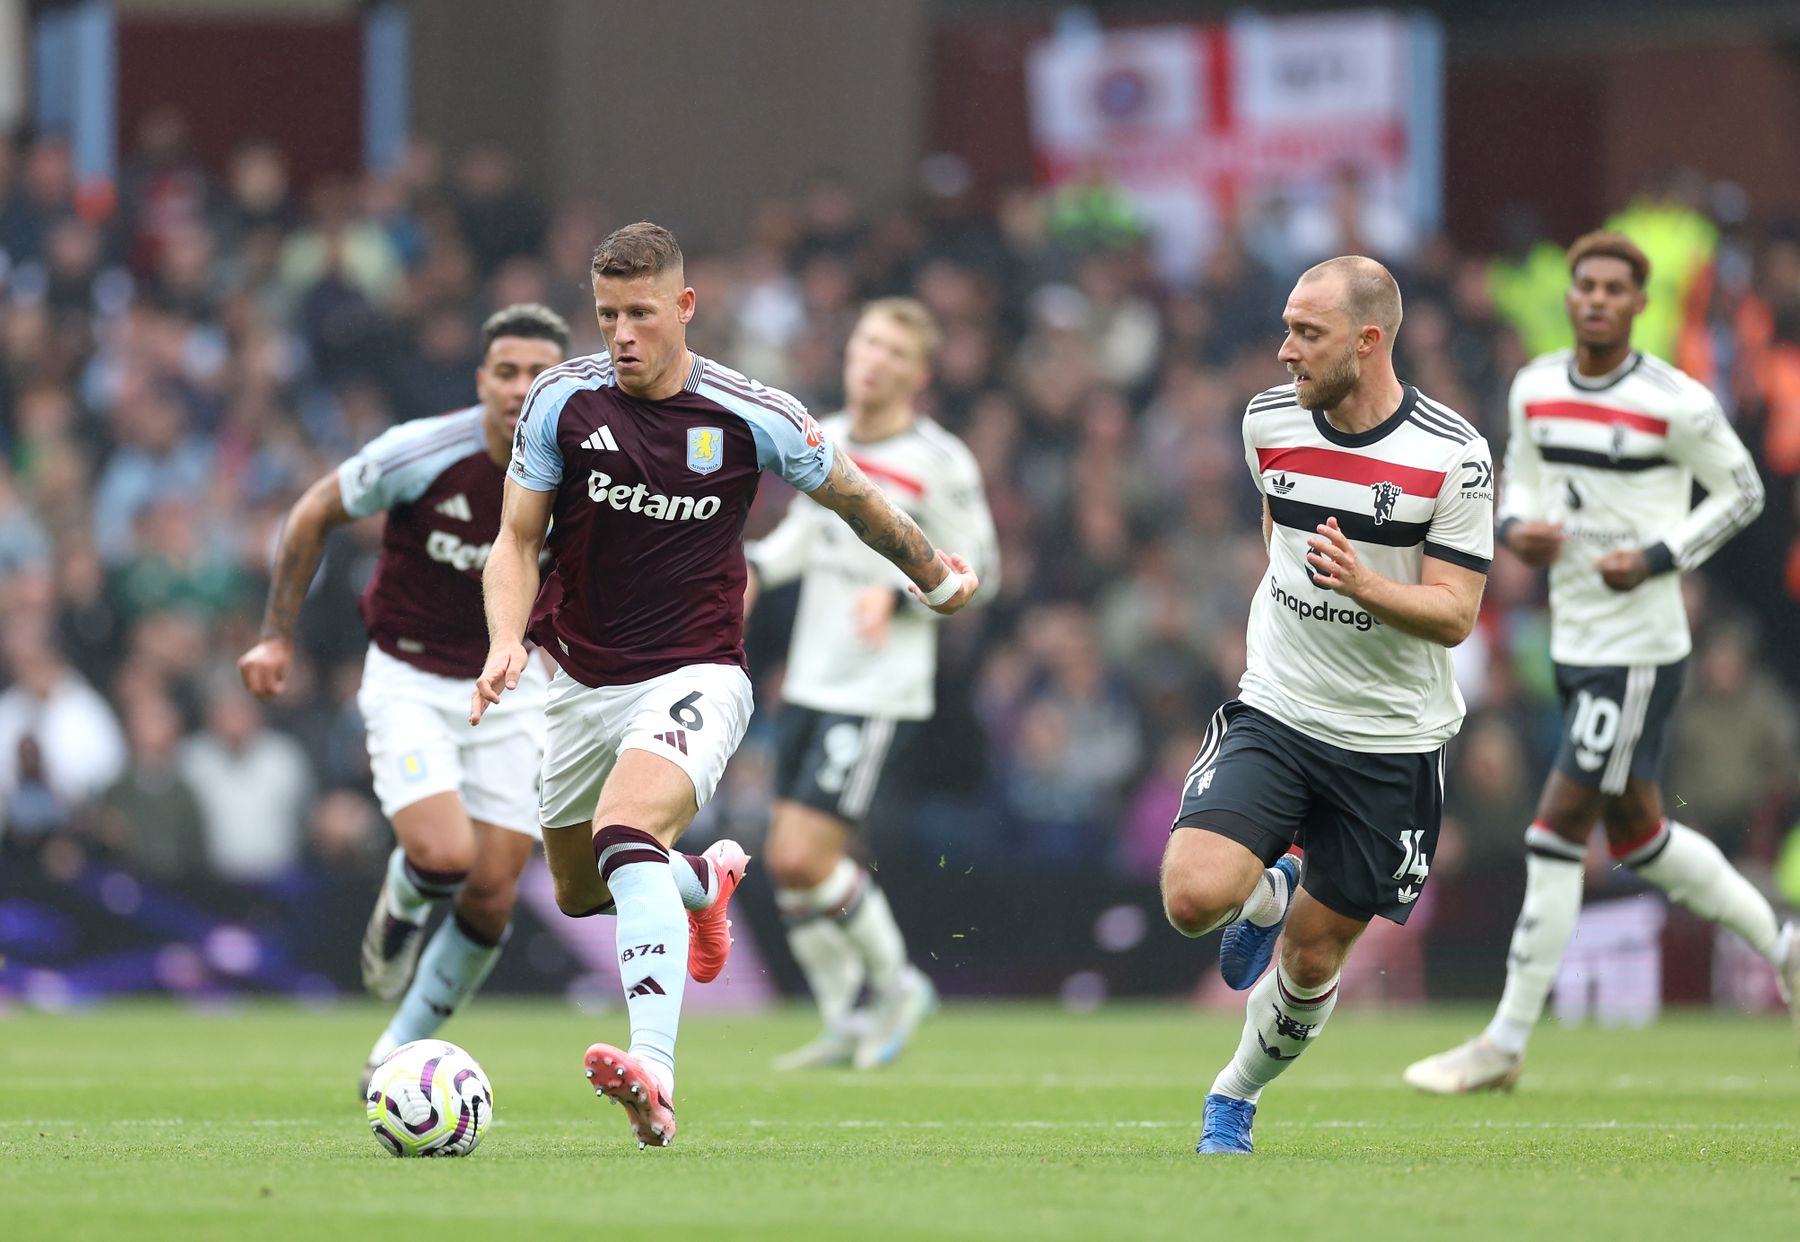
[670,691,705,731]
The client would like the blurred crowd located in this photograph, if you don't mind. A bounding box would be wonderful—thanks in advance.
[2,115,1798,927]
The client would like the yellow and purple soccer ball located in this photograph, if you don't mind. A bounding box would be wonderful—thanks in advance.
[365,1040,493,1157]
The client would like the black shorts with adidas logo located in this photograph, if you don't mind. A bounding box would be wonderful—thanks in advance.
[1171,700,1444,925]
[1551,658,1686,797]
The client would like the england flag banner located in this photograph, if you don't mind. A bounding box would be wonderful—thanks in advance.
[1027,10,1443,280]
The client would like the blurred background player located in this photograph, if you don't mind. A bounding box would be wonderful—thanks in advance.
[1405,232,1800,1094]
[475,223,981,1149]
[746,298,1000,1071]
[1159,257,1493,1153]
[238,303,569,1090]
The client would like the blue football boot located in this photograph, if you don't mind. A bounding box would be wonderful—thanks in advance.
[1197,1093,1256,1154]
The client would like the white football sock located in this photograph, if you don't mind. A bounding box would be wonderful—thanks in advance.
[596,827,689,1090]
[778,859,870,1031]
[1210,961,1341,1103]
[1486,826,1585,1055]
[785,919,865,1031]
[387,847,464,923]
[370,913,505,1061]
[841,878,909,994]
[1241,862,1292,929]
[1166,863,1286,938]
[1625,820,1781,959]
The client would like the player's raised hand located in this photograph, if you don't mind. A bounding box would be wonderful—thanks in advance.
[1307,518,1373,596]
[1506,520,1565,567]
[908,549,980,616]
[237,637,293,700]
[470,641,529,725]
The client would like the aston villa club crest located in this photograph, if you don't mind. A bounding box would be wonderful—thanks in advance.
[687,426,723,475]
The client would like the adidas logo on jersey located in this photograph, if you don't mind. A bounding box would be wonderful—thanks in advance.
[587,471,722,522]
[1269,473,1297,495]
[652,729,689,755]
[433,493,473,521]
[582,425,621,452]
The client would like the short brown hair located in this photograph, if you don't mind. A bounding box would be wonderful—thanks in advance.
[1299,255,1403,342]
[860,297,942,361]
[1568,231,1649,288]
[590,221,684,280]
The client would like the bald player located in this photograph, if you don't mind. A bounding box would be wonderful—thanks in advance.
[1157,257,1494,1154]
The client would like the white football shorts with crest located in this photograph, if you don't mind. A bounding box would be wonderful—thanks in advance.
[358,644,549,837]
[537,662,754,831]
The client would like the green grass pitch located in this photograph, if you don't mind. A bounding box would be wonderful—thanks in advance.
[2,1000,1796,1241]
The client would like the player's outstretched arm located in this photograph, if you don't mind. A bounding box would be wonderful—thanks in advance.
[805,452,979,615]
[472,478,554,724]
[238,472,353,699]
[1306,518,1485,647]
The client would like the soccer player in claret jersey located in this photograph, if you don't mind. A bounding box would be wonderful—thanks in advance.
[238,304,571,1092]
[1159,257,1494,1154]
[1404,232,1800,1095]
[746,298,999,1072]
[474,222,980,1149]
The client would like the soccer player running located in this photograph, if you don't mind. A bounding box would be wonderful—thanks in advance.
[474,223,980,1149]
[1405,232,1798,1094]
[1161,257,1494,1154]
[238,304,570,1092]
[745,298,999,1072]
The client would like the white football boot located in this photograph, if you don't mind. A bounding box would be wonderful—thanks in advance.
[772,1028,859,1072]
[360,869,426,1001]
[1402,1036,1523,1094]
[854,967,937,1071]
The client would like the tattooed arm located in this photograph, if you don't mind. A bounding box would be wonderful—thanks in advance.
[237,472,354,698]
[805,451,980,615]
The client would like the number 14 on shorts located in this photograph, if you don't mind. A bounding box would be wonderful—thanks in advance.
[1392,829,1430,904]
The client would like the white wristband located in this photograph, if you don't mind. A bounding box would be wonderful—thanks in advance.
[921,570,960,608]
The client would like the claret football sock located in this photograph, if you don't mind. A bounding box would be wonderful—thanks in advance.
[1625,820,1781,960]
[596,824,688,1089]
[1485,824,1585,1055]
[1211,961,1341,1102]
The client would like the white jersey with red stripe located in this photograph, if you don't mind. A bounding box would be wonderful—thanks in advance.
[1499,350,1764,667]
[1240,382,1495,753]
[747,412,999,720]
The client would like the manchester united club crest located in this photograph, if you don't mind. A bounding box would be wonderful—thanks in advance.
[687,426,723,475]
[1370,480,1404,525]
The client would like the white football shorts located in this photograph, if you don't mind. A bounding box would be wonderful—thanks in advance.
[538,662,754,831]
[358,644,549,837]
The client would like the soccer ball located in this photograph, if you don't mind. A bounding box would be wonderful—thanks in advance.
[365,1039,493,1157]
